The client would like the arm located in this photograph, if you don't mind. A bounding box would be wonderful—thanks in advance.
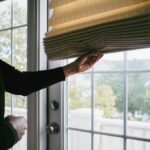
[0,60,65,96]
[0,52,102,96]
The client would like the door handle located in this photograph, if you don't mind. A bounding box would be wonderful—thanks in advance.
[47,122,59,134]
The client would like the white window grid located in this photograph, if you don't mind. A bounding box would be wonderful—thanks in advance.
[0,0,27,112]
[0,0,27,149]
[64,51,150,150]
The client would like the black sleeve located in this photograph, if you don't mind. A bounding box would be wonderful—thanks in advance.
[0,60,65,96]
[0,120,18,150]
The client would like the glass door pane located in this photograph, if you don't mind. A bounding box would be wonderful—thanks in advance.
[63,49,150,150]
[94,73,124,134]
[68,74,92,130]
[13,0,27,26]
[68,131,91,150]
[0,0,11,30]
[94,135,123,150]
[127,139,150,150]
[0,0,28,149]
[127,73,150,139]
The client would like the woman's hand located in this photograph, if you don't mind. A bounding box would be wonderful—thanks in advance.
[63,52,103,77]
[6,115,28,140]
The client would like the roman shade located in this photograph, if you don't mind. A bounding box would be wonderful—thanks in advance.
[44,0,150,60]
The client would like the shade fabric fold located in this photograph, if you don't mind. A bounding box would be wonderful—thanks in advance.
[49,0,77,8]
[44,0,150,60]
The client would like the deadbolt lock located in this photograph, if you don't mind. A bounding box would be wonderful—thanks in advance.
[50,100,59,110]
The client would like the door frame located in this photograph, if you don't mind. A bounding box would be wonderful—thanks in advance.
[27,0,48,149]
[47,60,66,150]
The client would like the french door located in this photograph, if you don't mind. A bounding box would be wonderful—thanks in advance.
[48,48,150,150]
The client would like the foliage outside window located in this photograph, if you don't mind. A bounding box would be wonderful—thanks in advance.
[67,48,150,150]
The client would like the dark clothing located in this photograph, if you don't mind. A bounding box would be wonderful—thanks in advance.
[1,60,65,95]
[0,119,18,150]
[0,59,65,149]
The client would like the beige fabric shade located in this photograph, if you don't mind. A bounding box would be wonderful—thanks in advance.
[44,0,150,60]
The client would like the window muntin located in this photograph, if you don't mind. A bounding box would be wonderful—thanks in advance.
[65,48,150,150]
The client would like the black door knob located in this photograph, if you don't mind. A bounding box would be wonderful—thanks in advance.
[48,122,60,134]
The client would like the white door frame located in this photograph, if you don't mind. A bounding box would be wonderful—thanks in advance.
[47,61,66,150]
[27,0,48,150]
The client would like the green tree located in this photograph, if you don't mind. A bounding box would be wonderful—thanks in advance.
[95,74,124,114]
[128,73,150,118]
[94,63,150,120]
[143,83,150,115]
[128,74,144,118]
[95,85,116,117]
[69,77,90,110]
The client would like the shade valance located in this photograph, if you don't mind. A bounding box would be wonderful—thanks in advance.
[44,0,150,60]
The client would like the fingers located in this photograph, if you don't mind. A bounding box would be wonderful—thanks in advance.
[63,51,103,77]
[19,117,28,129]
[82,52,103,60]
[94,53,103,62]
[6,115,28,140]
[88,53,103,65]
[5,115,28,142]
[78,52,103,65]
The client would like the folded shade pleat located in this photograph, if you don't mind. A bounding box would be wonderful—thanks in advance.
[44,0,150,60]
